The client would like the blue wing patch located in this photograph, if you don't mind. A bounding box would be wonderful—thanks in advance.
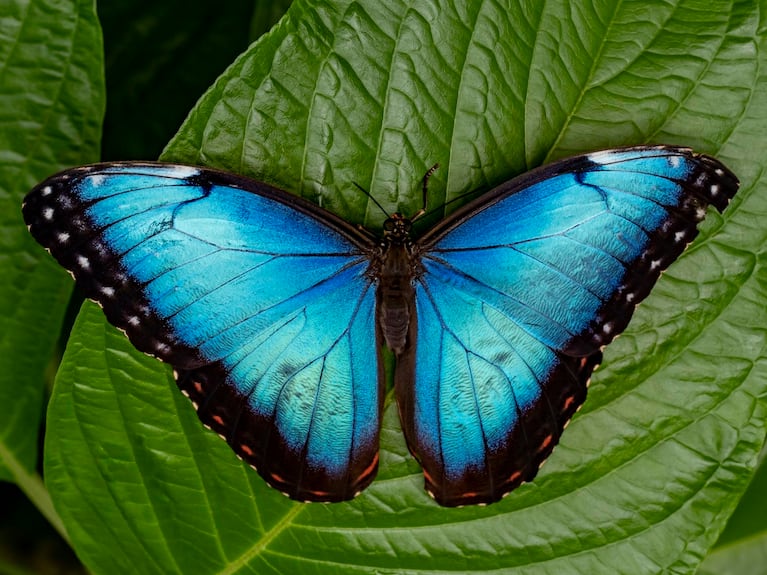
[23,164,382,502]
[396,147,738,505]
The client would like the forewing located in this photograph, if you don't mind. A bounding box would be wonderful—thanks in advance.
[23,163,381,502]
[399,146,738,506]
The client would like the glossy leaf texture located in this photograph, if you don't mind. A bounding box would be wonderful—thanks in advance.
[0,0,103,482]
[39,0,767,574]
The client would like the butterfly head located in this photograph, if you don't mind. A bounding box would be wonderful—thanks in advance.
[382,213,413,245]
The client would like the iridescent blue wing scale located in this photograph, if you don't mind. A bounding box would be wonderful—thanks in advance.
[23,164,381,502]
[398,146,738,506]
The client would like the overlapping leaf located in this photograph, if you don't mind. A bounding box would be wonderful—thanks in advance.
[698,449,767,575]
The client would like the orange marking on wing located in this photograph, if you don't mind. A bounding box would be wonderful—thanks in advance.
[358,454,379,480]
[212,414,224,426]
[537,434,553,452]
[239,444,254,457]
[306,489,331,497]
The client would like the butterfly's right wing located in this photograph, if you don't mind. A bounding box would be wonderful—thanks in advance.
[23,163,382,502]
[398,147,738,506]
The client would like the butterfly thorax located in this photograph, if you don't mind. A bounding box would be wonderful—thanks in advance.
[376,214,417,354]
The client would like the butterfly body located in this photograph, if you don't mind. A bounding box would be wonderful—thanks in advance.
[375,214,420,354]
[23,147,739,506]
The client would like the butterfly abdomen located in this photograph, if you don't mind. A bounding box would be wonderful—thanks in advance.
[376,242,417,354]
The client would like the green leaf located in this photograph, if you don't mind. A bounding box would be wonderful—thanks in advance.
[43,0,767,574]
[0,0,103,491]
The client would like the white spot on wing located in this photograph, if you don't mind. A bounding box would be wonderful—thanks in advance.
[587,150,611,166]
[710,184,719,196]
[155,342,170,354]
[43,207,54,220]
[669,156,681,168]
[100,286,115,297]
[57,232,70,243]
[76,255,90,270]
[164,166,199,179]
[41,186,53,196]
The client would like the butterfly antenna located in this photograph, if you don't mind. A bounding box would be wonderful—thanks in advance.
[411,163,440,222]
[354,163,439,222]
[353,181,391,219]
[420,183,485,223]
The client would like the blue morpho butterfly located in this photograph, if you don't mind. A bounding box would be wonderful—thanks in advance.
[23,146,738,506]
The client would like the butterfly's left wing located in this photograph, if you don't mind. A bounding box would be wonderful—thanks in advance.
[23,163,382,502]
[398,146,738,506]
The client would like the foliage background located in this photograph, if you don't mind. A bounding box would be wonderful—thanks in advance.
[1,0,766,573]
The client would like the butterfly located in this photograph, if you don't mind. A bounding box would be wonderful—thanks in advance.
[22,146,738,506]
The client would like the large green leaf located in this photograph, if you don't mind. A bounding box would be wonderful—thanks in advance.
[43,0,767,573]
[0,0,103,489]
